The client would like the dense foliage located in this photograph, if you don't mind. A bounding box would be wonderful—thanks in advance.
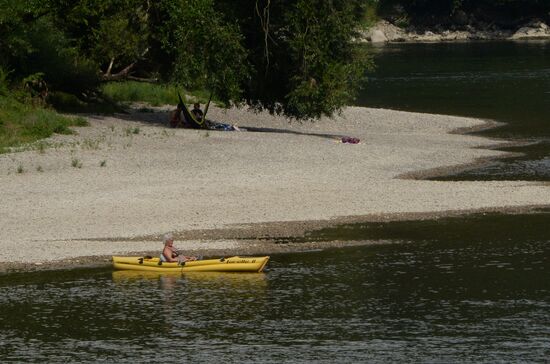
[2,0,544,119]
[0,67,88,153]
[0,0,371,119]
[377,0,550,27]
[218,0,371,118]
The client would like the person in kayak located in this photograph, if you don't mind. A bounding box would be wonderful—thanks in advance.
[161,233,198,263]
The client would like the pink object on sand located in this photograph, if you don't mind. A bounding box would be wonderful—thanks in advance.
[341,136,360,144]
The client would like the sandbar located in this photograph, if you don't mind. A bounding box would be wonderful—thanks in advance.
[1,105,549,271]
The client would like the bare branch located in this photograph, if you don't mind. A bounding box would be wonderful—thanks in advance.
[255,0,271,73]
[101,62,136,81]
[106,58,115,76]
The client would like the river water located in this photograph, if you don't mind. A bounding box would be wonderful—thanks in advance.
[1,42,549,362]
[0,212,549,362]
[358,41,550,181]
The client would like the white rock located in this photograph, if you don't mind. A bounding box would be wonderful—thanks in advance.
[370,29,388,43]
[510,22,550,39]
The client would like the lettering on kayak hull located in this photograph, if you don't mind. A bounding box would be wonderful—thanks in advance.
[227,259,256,264]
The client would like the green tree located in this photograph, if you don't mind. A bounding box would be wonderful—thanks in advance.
[92,12,149,80]
[45,0,151,80]
[217,0,372,119]
[150,0,372,118]
[152,0,249,104]
[283,0,371,118]
[1,0,374,120]
[377,0,550,26]
[0,1,99,96]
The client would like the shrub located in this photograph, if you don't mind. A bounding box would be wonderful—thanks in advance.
[16,19,100,97]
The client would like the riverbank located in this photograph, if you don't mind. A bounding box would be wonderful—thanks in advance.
[363,20,550,43]
[1,105,550,272]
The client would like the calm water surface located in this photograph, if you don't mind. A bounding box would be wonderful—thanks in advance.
[358,41,550,180]
[1,212,549,362]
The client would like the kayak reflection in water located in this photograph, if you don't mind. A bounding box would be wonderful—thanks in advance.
[161,233,199,263]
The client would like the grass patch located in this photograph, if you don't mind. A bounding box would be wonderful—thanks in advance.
[82,138,101,150]
[0,95,89,154]
[71,158,82,168]
[102,81,178,106]
[123,126,140,136]
[37,141,47,154]
[101,81,215,106]
[100,160,106,167]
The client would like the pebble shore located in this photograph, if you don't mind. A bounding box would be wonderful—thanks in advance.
[1,105,549,271]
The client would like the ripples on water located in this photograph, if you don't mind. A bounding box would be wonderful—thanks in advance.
[0,212,549,362]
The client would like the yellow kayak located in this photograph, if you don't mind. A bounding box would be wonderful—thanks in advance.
[112,256,269,273]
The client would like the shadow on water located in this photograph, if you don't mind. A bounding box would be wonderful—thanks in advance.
[432,139,550,181]
[304,208,550,243]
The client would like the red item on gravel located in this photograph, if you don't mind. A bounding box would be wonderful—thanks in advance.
[341,136,360,144]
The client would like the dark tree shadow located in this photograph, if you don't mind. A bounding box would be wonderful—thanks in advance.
[115,109,169,127]
[103,110,347,141]
[242,126,345,141]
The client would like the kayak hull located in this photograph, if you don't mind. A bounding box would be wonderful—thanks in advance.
[112,256,269,273]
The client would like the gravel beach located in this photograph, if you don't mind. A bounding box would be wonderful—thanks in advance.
[1,105,549,270]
